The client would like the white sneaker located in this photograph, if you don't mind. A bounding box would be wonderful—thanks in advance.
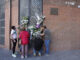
[12,54,16,58]
[33,53,36,56]
[25,56,28,58]
[21,55,24,59]
[38,53,41,56]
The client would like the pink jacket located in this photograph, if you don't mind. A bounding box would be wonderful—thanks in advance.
[19,31,30,45]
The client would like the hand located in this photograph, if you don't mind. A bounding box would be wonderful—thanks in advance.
[13,39,16,42]
[10,36,13,39]
[13,40,16,42]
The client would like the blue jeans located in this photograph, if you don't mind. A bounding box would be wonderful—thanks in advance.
[44,40,50,54]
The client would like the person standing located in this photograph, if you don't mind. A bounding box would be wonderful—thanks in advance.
[11,26,17,58]
[19,27,30,59]
[44,26,51,55]
[32,27,44,56]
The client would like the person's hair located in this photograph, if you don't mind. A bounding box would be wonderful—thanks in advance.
[44,25,47,29]
[22,27,26,31]
[41,25,44,28]
[41,26,44,30]
[11,26,16,30]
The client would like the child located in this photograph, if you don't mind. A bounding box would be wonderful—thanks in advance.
[11,26,17,58]
[19,27,30,59]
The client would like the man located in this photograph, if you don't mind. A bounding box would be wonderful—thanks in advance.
[44,26,51,55]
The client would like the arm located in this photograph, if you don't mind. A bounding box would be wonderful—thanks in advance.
[40,33,45,36]
[19,32,21,39]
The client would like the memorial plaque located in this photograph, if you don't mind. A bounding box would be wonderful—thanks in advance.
[50,8,58,15]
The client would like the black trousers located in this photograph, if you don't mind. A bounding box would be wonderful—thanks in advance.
[12,39,17,54]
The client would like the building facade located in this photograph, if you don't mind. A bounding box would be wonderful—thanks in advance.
[0,0,80,52]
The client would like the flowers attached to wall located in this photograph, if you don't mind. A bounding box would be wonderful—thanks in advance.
[21,17,28,27]
[35,13,45,28]
[28,25,40,37]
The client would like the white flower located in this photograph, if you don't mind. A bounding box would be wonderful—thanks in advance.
[35,13,44,25]
[21,19,28,25]
[28,25,34,30]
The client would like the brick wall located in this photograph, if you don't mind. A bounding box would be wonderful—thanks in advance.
[4,0,80,52]
[5,0,19,49]
[5,0,11,49]
[11,0,18,27]
[43,0,80,51]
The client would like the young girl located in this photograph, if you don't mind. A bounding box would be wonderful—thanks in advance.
[11,26,17,58]
[19,27,30,59]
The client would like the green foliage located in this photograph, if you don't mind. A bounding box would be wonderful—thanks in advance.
[33,28,40,33]
[22,17,28,20]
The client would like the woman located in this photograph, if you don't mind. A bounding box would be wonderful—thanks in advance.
[19,27,30,59]
[33,26,44,56]
[40,26,45,40]
[11,26,17,58]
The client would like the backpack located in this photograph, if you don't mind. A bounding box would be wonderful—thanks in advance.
[33,37,44,51]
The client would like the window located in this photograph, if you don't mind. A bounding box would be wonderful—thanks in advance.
[0,0,5,45]
[19,0,43,26]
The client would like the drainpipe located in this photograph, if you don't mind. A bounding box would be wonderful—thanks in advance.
[28,0,31,25]
[18,0,20,25]
[42,0,43,15]
[9,0,12,50]
[17,0,20,48]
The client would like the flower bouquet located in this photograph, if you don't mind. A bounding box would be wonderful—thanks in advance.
[35,13,45,28]
[28,25,40,37]
[21,17,28,27]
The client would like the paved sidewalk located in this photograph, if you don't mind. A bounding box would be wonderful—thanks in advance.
[0,48,80,60]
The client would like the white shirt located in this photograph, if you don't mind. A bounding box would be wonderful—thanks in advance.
[11,29,17,39]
